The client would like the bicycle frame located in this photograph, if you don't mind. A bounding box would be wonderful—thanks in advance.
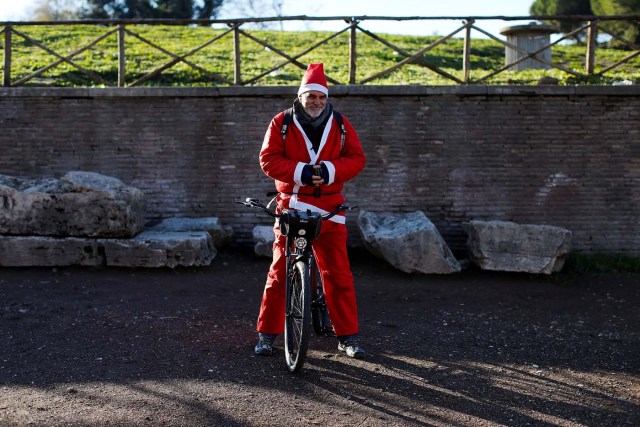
[237,197,356,372]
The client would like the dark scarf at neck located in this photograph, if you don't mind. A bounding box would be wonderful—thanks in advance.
[293,99,333,153]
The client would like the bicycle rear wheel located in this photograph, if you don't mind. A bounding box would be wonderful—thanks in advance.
[311,261,334,336]
[284,260,311,373]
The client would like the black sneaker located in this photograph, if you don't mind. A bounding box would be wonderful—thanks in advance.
[254,333,276,356]
[338,339,366,359]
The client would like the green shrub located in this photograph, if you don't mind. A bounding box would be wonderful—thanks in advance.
[563,252,640,273]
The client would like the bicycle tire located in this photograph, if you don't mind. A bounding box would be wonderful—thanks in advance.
[284,260,311,373]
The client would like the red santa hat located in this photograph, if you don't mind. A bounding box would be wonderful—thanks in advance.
[298,63,328,97]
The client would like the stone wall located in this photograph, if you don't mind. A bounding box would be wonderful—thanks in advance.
[1,86,639,254]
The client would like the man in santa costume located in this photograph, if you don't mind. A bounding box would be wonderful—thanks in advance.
[254,63,367,359]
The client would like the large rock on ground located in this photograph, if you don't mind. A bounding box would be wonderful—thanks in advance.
[0,171,145,238]
[0,232,215,268]
[146,217,234,248]
[0,235,103,267]
[357,211,461,274]
[100,231,216,268]
[252,225,275,258]
[467,220,572,274]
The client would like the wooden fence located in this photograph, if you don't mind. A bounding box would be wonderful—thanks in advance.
[1,15,639,87]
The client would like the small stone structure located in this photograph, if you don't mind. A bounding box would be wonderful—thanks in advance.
[466,220,572,274]
[0,171,226,268]
[500,23,558,71]
[357,210,461,274]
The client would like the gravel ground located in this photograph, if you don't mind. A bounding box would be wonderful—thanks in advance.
[1,248,638,427]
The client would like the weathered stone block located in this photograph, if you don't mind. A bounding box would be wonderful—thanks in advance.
[466,220,572,274]
[357,211,461,274]
[252,225,275,258]
[100,231,215,268]
[0,235,103,267]
[0,171,145,238]
[0,231,215,268]
[146,217,234,248]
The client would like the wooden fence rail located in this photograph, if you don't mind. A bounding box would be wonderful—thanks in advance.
[1,15,639,87]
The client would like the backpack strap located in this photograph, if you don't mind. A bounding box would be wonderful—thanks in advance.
[280,107,295,156]
[333,111,346,151]
[280,108,346,152]
[280,107,294,142]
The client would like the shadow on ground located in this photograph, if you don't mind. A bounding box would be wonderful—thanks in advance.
[1,248,638,426]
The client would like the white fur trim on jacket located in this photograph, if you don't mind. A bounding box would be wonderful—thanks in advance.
[322,161,336,185]
[294,162,306,186]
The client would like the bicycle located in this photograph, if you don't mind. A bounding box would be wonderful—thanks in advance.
[237,197,356,373]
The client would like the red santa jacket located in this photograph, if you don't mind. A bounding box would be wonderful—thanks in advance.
[259,108,366,224]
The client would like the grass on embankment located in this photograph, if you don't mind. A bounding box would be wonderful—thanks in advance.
[1,24,639,87]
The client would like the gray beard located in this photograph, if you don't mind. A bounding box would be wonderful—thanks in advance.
[304,106,324,119]
[293,99,332,129]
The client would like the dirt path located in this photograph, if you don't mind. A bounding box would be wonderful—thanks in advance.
[1,248,638,426]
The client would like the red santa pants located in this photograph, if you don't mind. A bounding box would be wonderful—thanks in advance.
[256,219,359,337]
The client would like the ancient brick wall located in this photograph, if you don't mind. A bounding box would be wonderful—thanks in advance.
[1,86,638,254]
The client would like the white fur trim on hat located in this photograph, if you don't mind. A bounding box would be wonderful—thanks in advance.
[298,83,328,96]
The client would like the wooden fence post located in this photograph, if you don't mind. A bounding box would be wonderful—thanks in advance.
[3,26,11,87]
[586,20,597,75]
[118,24,126,87]
[463,19,474,83]
[349,19,357,84]
[233,24,241,85]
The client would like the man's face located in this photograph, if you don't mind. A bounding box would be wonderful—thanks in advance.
[299,90,327,119]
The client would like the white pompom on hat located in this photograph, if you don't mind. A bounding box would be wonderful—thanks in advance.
[297,63,329,96]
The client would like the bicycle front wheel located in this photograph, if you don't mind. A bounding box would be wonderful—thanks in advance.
[284,260,311,373]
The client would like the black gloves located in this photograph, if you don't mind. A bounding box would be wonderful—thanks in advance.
[301,163,329,186]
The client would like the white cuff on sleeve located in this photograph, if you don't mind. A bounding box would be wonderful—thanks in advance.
[323,161,336,185]
[294,162,306,186]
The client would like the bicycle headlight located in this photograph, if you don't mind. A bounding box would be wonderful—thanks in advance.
[293,237,307,250]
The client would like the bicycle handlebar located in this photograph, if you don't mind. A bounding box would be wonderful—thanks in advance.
[236,197,357,220]
[236,198,278,218]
